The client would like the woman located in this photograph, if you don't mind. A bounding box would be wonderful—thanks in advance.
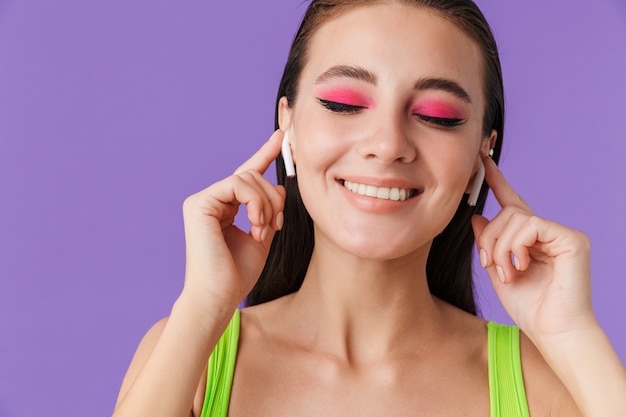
[113,1,626,416]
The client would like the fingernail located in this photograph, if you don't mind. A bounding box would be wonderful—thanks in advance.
[276,211,284,230]
[513,255,521,271]
[480,249,488,268]
[261,225,270,241]
[496,265,506,283]
[259,212,265,225]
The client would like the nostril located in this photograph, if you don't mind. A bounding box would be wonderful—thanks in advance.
[356,134,417,164]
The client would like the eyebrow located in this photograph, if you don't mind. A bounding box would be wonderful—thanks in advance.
[315,65,472,103]
[315,65,377,85]
[414,77,472,103]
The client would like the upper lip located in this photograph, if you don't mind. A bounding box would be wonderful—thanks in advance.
[337,176,423,192]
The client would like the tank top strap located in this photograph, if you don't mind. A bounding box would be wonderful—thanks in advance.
[200,309,241,417]
[200,315,528,416]
[487,322,530,417]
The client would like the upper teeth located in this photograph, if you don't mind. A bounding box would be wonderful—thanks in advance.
[343,180,413,201]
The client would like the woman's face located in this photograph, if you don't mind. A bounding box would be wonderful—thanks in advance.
[280,4,493,260]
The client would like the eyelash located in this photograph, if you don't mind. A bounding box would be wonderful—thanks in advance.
[318,98,465,128]
[416,115,465,128]
[318,99,364,114]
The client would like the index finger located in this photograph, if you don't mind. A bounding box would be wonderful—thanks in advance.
[233,130,284,176]
[484,157,534,213]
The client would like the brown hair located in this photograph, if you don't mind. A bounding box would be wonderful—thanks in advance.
[247,0,504,315]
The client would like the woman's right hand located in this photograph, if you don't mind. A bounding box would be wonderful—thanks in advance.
[180,130,286,316]
[113,133,286,417]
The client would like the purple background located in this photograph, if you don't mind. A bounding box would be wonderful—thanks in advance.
[0,1,624,416]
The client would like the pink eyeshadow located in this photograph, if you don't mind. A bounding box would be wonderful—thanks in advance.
[411,100,466,119]
[317,88,373,107]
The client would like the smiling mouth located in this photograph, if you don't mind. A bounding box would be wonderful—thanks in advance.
[341,180,421,202]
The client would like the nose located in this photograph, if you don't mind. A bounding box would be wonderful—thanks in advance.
[355,118,417,164]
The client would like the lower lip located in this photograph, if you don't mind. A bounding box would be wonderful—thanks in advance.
[337,181,418,214]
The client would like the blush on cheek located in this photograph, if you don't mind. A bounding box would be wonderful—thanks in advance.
[317,88,374,108]
[410,100,467,119]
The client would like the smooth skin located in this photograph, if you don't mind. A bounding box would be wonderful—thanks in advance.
[114,131,286,417]
[473,156,626,417]
[113,4,625,417]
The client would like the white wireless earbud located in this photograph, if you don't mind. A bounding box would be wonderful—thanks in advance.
[281,131,296,178]
[467,159,485,207]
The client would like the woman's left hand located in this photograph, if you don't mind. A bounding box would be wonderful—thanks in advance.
[471,157,595,346]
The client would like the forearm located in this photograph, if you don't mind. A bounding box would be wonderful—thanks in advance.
[538,322,626,417]
[113,293,237,417]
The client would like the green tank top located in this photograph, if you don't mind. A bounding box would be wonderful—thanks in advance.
[200,312,530,417]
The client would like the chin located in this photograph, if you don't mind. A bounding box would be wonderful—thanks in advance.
[319,226,432,262]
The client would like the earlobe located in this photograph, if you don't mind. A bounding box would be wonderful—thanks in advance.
[278,97,293,134]
[487,130,498,155]
[480,129,498,158]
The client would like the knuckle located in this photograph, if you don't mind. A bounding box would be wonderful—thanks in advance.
[238,169,261,180]
[508,209,527,223]
[233,171,250,182]
[182,193,199,211]
[477,226,496,245]
[574,230,591,250]
[526,214,541,226]
[498,205,516,218]
[269,188,286,205]
[492,243,509,261]
[182,193,207,218]
[505,205,525,216]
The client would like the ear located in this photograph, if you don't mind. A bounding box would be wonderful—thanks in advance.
[278,96,296,162]
[465,130,498,193]
[480,129,498,158]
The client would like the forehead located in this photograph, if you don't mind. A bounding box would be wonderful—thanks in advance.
[301,4,484,101]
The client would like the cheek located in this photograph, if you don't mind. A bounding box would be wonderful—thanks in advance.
[295,137,346,188]
[293,114,354,171]
[418,141,480,205]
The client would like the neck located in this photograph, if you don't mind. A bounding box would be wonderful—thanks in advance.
[286,234,444,365]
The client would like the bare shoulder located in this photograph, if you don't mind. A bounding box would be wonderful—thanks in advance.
[438,302,582,416]
[436,298,490,347]
[115,317,170,408]
[239,295,294,337]
[519,332,582,417]
[190,303,281,417]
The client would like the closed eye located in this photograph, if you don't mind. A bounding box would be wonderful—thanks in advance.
[416,114,465,128]
[318,98,365,114]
